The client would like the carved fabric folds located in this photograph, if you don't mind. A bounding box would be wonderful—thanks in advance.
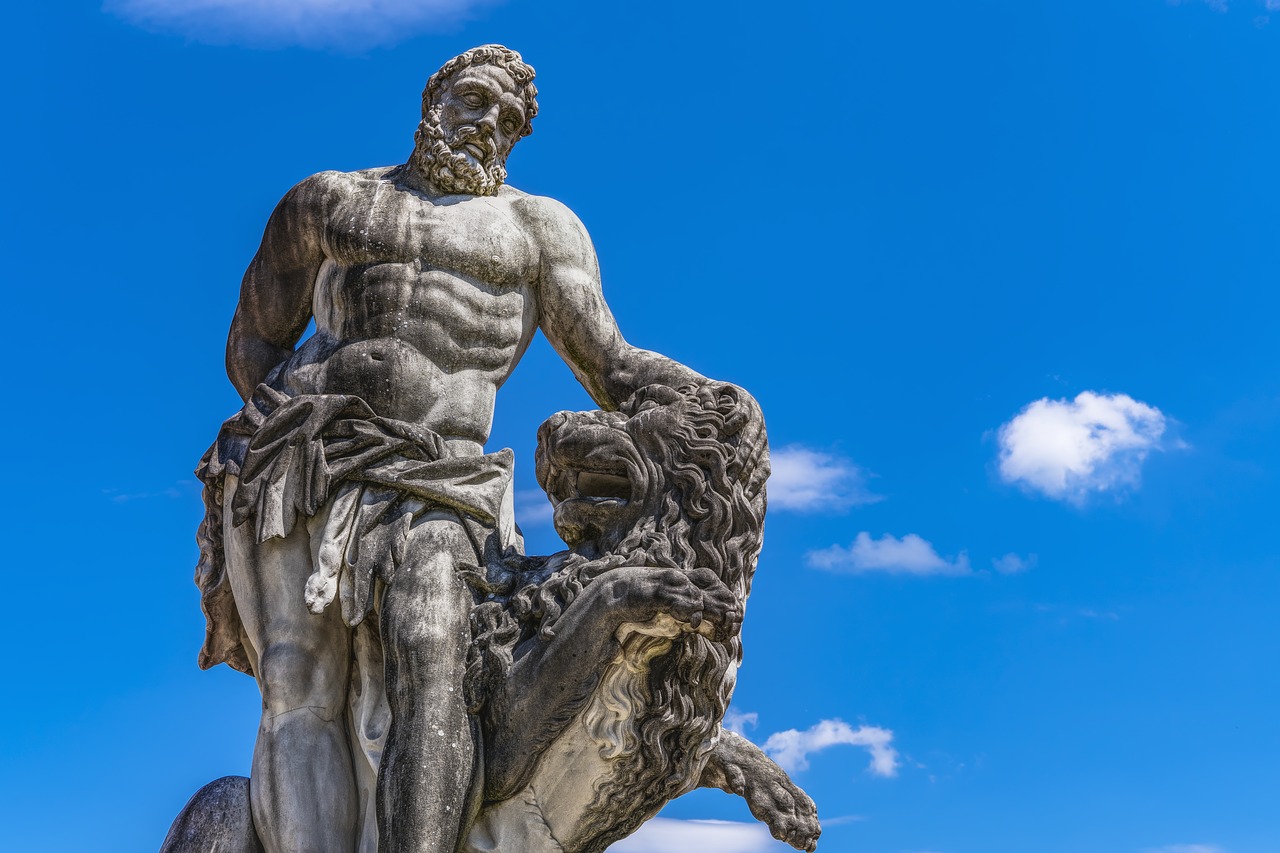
[194,385,514,675]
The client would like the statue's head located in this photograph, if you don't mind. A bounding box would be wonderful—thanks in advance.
[410,44,539,197]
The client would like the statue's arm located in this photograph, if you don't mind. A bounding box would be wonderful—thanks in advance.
[524,196,705,409]
[225,174,333,400]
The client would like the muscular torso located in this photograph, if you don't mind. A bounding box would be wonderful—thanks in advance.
[273,168,540,445]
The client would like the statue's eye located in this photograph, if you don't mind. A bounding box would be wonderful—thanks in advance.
[461,93,484,108]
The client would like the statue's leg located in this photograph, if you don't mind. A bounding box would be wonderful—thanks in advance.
[223,476,359,853]
[377,511,479,853]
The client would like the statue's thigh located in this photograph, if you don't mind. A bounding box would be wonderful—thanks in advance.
[222,475,350,707]
[381,510,478,660]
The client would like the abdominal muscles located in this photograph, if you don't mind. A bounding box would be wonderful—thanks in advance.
[276,263,531,442]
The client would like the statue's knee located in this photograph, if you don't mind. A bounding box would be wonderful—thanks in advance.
[256,643,348,721]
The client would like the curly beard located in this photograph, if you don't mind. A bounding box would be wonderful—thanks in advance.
[409,105,509,197]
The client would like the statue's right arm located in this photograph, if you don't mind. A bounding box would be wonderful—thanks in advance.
[225,174,333,400]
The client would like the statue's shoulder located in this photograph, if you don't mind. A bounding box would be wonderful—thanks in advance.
[274,166,399,221]
[503,187,588,244]
[291,166,399,196]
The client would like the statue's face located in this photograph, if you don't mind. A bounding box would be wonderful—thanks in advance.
[412,63,529,196]
[437,64,528,167]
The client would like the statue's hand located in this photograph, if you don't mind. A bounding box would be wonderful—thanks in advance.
[604,566,742,641]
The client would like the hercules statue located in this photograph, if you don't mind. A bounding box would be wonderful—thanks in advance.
[194,45,704,853]
[176,44,820,853]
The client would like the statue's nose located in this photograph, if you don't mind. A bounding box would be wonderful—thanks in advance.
[544,411,570,431]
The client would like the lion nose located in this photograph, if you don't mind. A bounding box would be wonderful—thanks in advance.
[544,411,570,431]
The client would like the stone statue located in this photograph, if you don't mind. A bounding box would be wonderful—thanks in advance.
[166,45,821,853]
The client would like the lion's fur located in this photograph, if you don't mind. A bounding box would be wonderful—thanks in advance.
[467,382,768,853]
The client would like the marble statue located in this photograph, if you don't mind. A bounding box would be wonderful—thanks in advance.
[164,45,821,853]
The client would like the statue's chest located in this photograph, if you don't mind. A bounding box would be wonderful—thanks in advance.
[327,192,535,286]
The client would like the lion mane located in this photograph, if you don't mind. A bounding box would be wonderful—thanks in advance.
[467,381,769,852]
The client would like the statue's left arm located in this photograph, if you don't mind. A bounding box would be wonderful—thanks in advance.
[522,196,705,408]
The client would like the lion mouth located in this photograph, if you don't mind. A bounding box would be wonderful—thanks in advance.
[551,467,633,507]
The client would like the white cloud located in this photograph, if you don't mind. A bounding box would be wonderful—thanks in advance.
[807,532,970,576]
[514,488,554,529]
[997,391,1166,503]
[762,719,899,777]
[1144,846,1226,853]
[992,552,1036,575]
[722,708,758,736]
[821,815,866,826]
[104,0,501,50]
[768,445,881,512]
[1170,0,1280,11]
[608,818,783,853]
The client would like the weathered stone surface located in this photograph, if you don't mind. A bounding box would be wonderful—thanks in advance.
[166,43,821,853]
[159,776,262,853]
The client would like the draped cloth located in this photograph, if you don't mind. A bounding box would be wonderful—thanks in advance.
[194,385,515,675]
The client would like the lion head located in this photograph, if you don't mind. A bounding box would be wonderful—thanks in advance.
[533,381,769,597]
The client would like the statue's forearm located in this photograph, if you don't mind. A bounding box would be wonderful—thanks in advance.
[226,329,292,401]
[598,345,706,410]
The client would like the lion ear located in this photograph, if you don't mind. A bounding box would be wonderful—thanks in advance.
[707,383,770,499]
[707,383,750,435]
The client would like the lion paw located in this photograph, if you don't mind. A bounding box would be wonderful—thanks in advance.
[622,566,741,639]
[729,749,820,851]
[748,777,821,851]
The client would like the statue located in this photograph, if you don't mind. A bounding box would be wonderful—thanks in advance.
[165,45,821,853]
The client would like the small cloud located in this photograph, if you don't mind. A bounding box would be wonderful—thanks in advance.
[997,391,1167,503]
[762,719,899,777]
[807,533,970,576]
[723,708,759,736]
[820,815,866,826]
[103,480,201,503]
[992,552,1036,575]
[1027,603,1122,624]
[104,0,502,50]
[1144,846,1226,853]
[1169,0,1280,12]
[514,488,555,529]
[1078,608,1120,621]
[609,818,782,853]
[768,445,882,512]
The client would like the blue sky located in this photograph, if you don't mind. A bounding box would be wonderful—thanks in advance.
[3,2,1278,852]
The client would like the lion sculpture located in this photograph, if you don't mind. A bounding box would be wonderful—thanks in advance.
[461,381,818,852]
[160,382,820,853]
